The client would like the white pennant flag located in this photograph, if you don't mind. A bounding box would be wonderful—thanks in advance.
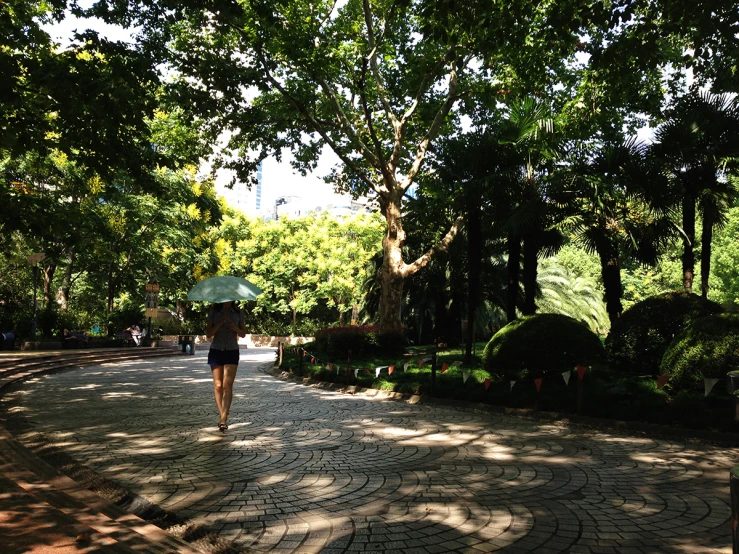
[462,370,470,384]
[336,365,339,375]
[704,378,719,397]
[403,362,409,371]
[354,368,359,378]
[326,364,331,370]
[375,367,382,378]
[510,380,516,391]
[452,361,463,367]
[562,371,571,386]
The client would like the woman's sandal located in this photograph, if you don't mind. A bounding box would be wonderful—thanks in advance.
[218,423,228,431]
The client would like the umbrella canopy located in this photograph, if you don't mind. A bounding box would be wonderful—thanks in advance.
[187,276,263,303]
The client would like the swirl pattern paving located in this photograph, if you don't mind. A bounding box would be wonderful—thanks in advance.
[4,349,736,553]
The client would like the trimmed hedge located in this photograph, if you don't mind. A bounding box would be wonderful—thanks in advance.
[660,313,739,389]
[482,314,605,378]
[313,325,406,357]
[605,292,722,374]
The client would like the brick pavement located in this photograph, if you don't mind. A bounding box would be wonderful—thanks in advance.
[2,348,737,553]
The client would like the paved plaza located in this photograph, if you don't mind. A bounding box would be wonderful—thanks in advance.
[3,348,738,553]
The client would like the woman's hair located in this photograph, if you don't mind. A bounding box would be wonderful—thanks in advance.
[213,301,239,312]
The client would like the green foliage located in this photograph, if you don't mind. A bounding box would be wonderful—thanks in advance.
[482,314,605,377]
[536,258,610,336]
[313,326,406,357]
[712,204,739,309]
[213,211,384,334]
[605,292,723,374]
[660,314,739,389]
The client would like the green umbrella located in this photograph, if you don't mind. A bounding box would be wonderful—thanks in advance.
[187,276,263,303]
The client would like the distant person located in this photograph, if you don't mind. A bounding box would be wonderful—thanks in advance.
[126,323,142,346]
[206,301,246,431]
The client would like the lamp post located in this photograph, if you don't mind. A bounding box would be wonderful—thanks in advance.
[27,253,46,340]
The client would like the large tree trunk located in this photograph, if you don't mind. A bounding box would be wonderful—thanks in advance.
[682,193,695,293]
[599,244,623,324]
[59,248,75,310]
[465,199,482,362]
[701,212,713,299]
[506,234,521,323]
[42,263,56,306]
[378,195,407,329]
[522,235,538,316]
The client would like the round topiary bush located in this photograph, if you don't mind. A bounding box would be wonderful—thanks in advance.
[660,313,739,389]
[482,314,605,377]
[605,292,722,374]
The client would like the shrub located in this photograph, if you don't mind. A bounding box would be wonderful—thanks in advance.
[482,313,605,378]
[313,325,406,357]
[605,292,722,374]
[660,313,739,390]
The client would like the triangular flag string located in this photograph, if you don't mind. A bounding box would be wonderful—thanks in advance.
[510,380,516,391]
[441,363,449,374]
[354,368,359,378]
[534,378,543,392]
[562,371,571,386]
[704,378,719,397]
[576,365,587,381]
[484,378,492,391]
[462,370,470,384]
[388,365,395,375]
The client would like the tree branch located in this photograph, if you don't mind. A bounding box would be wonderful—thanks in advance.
[402,215,465,277]
[400,64,462,190]
[363,0,399,130]
[316,77,382,169]
[254,50,379,193]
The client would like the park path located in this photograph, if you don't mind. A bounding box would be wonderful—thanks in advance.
[3,348,737,553]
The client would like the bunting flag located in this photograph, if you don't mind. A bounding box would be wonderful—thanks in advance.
[534,378,543,392]
[441,363,449,374]
[484,378,492,391]
[657,375,669,389]
[311,356,315,364]
[375,367,382,378]
[418,357,424,367]
[354,368,359,378]
[576,365,587,381]
[704,378,719,397]
[462,370,470,384]
[365,369,371,374]
[325,364,330,371]
[510,380,516,391]
[303,350,308,357]
[403,362,409,372]
[388,365,395,375]
[452,361,463,367]
[562,371,571,386]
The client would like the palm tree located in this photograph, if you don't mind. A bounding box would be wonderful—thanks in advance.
[562,138,674,323]
[653,91,739,296]
[497,97,564,318]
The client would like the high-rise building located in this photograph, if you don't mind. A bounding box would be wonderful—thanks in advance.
[255,162,263,211]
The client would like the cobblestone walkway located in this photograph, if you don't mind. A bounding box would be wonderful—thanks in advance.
[4,349,737,553]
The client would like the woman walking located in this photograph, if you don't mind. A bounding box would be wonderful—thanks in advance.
[206,301,246,431]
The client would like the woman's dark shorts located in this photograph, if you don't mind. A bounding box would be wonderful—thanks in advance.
[208,348,240,367]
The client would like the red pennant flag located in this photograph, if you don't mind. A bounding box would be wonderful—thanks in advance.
[388,365,394,375]
[418,357,424,367]
[365,369,371,374]
[329,364,333,371]
[657,375,669,389]
[576,365,587,381]
[303,350,307,357]
[484,378,491,391]
[535,378,543,392]
[311,356,315,364]
[441,363,449,373]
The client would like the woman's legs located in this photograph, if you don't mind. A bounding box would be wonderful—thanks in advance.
[211,365,225,420]
[220,364,238,424]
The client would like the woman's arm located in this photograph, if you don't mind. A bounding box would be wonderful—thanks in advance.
[227,318,247,338]
[205,313,227,339]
